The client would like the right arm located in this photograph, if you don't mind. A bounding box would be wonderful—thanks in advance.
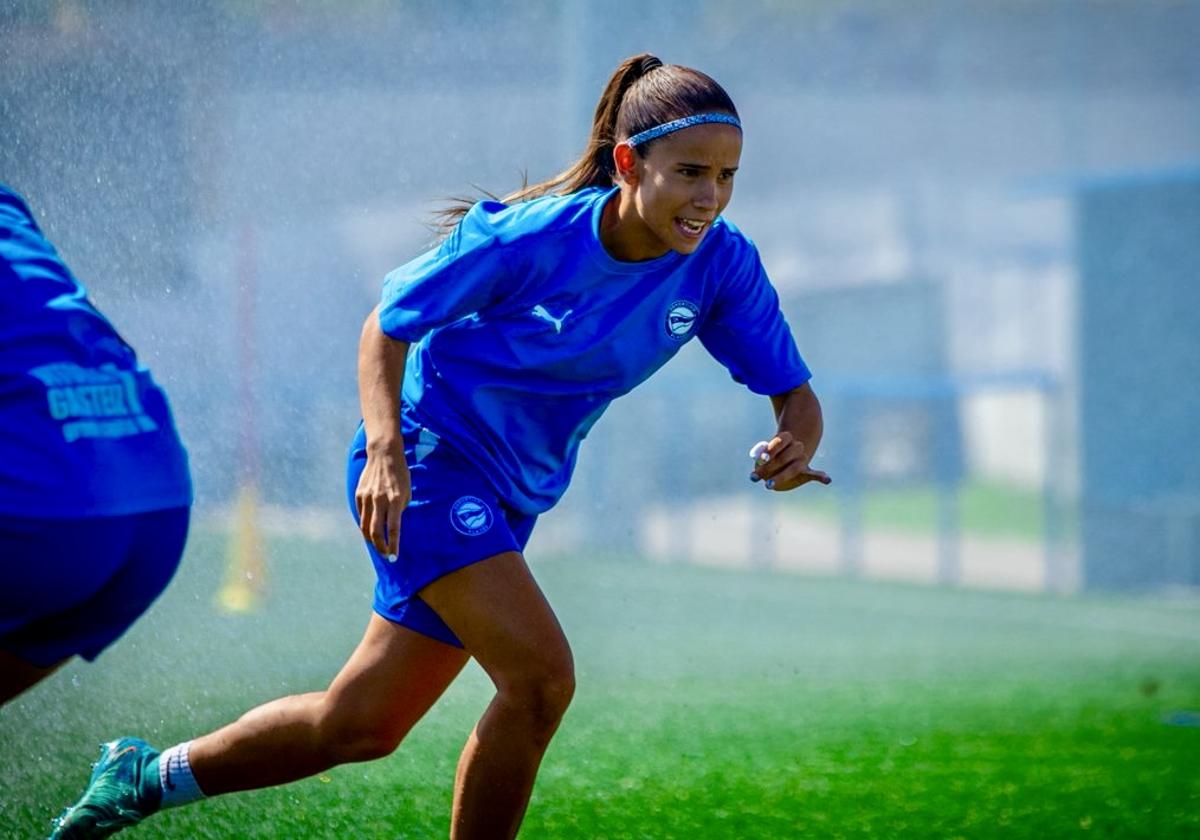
[355,304,410,558]
[357,200,516,555]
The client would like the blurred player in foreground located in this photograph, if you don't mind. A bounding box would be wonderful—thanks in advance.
[51,53,829,839]
[0,184,191,705]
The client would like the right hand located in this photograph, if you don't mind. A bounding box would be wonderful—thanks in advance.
[355,439,411,559]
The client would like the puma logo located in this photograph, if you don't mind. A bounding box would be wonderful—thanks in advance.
[530,304,573,334]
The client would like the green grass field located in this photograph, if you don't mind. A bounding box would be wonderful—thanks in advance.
[2,527,1197,838]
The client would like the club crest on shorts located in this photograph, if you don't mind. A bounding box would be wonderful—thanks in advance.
[450,495,494,536]
[665,300,699,341]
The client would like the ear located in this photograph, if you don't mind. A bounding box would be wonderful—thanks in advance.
[613,142,639,185]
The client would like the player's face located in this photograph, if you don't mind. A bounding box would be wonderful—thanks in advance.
[627,122,742,257]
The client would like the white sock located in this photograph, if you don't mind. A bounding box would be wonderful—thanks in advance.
[158,741,206,809]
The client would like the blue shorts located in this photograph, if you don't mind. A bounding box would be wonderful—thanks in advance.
[346,417,537,648]
[0,506,190,667]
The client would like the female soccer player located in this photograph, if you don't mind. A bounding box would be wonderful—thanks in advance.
[51,54,830,839]
[0,184,192,705]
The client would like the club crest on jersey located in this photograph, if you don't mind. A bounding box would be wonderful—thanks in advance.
[665,300,699,341]
[450,495,494,536]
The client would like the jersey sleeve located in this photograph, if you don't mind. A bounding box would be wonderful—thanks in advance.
[0,185,99,319]
[378,200,517,341]
[0,186,68,289]
[698,235,812,396]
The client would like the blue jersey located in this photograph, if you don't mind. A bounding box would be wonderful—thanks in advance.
[379,186,810,515]
[0,184,191,517]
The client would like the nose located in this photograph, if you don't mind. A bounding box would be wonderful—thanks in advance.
[692,179,718,211]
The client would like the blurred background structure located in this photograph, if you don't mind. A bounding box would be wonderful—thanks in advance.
[2,0,1198,596]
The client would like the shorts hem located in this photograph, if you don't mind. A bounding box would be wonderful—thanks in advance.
[373,546,522,650]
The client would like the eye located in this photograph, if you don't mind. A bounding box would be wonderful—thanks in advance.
[678,167,700,178]
[718,170,736,184]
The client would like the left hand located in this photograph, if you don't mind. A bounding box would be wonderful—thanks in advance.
[750,430,831,491]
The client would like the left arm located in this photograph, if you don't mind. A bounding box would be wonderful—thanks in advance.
[751,382,831,491]
[694,231,828,491]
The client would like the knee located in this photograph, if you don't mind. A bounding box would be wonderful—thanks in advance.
[497,662,576,739]
[334,729,401,764]
[315,702,408,764]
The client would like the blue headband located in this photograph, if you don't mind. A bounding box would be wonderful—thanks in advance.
[624,112,742,147]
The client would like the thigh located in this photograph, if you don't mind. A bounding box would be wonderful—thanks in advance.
[418,551,573,687]
[0,648,65,704]
[322,613,471,740]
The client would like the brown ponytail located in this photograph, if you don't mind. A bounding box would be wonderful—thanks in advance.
[433,54,739,235]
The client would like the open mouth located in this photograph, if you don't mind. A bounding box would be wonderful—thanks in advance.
[675,217,709,239]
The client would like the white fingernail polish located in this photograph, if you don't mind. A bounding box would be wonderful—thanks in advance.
[386,553,398,563]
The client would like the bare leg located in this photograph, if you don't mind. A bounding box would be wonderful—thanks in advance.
[420,552,575,840]
[0,649,65,705]
[188,614,469,794]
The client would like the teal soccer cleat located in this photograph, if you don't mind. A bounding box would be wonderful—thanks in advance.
[49,737,163,839]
